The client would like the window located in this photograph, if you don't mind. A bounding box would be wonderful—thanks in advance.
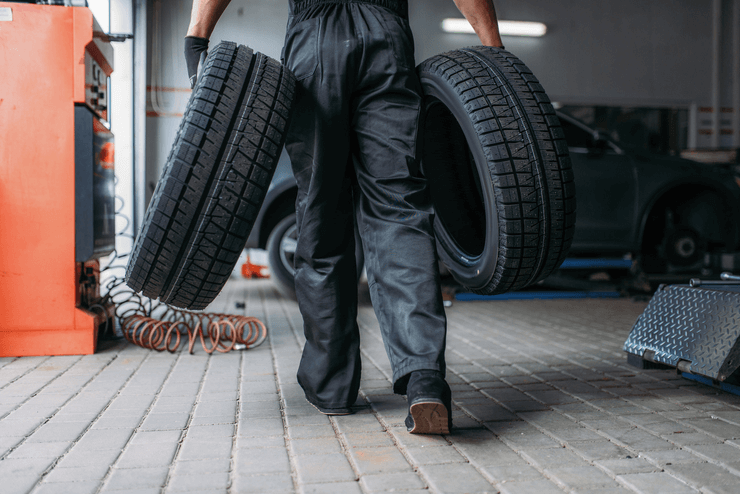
[559,105,689,156]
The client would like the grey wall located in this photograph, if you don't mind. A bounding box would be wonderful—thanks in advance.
[412,0,717,107]
[144,0,289,196]
[145,0,737,196]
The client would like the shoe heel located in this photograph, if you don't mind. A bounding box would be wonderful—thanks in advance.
[408,401,450,435]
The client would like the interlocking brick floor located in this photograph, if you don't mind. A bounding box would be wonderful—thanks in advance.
[3,278,740,493]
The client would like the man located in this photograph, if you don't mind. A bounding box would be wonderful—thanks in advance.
[186,0,502,434]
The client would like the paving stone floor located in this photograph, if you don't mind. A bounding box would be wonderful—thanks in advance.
[3,278,740,493]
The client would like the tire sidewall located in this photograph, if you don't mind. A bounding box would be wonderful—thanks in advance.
[419,74,499,291]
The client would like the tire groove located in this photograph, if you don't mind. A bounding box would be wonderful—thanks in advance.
[127,43,246,295]
[127,43,296,310]
[166,56,294,309]
[160,46,257,300]
[418,47,575,294]
[464,47,551,287]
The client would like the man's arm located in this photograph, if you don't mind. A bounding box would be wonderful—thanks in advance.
[186,0,232,38]
[185,0,231,87]
[452,0,504,47]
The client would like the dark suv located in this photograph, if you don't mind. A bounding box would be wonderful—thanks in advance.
[245,112,740,293]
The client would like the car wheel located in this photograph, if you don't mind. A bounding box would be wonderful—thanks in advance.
[266,212,365,299]
[418,47,576,294]
[266,214,299,298]
[662,228,705,267]
[641,189,730,274]
[126,42,296,310]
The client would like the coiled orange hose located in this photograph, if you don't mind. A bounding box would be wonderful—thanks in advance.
[121,308,267,354]
[93,178,267,355]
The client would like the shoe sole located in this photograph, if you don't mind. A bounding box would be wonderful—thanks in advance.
[309,402,373,416]
[308,402,353,416]
[408,401,450,434]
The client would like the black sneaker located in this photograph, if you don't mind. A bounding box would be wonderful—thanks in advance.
[405,370,452,434]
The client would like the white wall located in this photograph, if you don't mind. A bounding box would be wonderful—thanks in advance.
[108,0,135,284]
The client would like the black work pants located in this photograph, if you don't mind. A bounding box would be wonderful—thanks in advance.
[283,0,446,409]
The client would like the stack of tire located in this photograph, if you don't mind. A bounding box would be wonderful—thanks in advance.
[126,42,575,309]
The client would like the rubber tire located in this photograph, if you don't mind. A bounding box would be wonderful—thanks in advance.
[266,213,300,299]
[266,213,365,300]
[126,42,296,310]
[663,228,704,267]
[418,47,576,294]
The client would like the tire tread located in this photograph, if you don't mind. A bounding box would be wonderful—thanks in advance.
[126,42,296,310]
[419,47,576,294]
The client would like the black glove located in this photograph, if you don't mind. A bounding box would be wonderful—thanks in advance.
[184,36,209,89]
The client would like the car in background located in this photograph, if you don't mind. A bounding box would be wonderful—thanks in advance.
[245,112,740,295]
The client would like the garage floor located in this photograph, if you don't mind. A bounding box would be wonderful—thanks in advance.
[2,278,740,494]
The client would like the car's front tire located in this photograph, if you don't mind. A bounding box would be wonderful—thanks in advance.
[266,213,299,299]
[641,188,732,274]
[266,212,365,299]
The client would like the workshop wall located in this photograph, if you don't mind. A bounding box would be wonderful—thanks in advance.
[110,0,135,261]
[144,0,736,201]
[413,0,720,107]
[144,0,289,201]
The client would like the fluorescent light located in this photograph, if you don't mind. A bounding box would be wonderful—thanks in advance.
[500,20,547,36]
[441,18,477,34]
[441,19,547,37]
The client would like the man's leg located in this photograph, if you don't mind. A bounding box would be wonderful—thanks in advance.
[349,5,448,395]
[282,6,363,411]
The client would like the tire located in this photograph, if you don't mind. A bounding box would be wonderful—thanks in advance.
[641,190,728,274]
[266,212,365,299]
[126,42,296,310]
[266,213,299,298]
[663,228,704,267]
[418,47,576,294]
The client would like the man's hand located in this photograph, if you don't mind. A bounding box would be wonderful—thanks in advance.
[185,36,209,88]
[452,0,504,48]
[185,0,232,87]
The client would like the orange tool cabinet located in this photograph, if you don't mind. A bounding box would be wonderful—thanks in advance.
[0,3,116,356]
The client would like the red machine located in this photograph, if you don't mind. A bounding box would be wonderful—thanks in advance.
[0,3,116,356]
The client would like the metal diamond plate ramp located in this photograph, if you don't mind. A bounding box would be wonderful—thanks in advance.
[624,285,740,381]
